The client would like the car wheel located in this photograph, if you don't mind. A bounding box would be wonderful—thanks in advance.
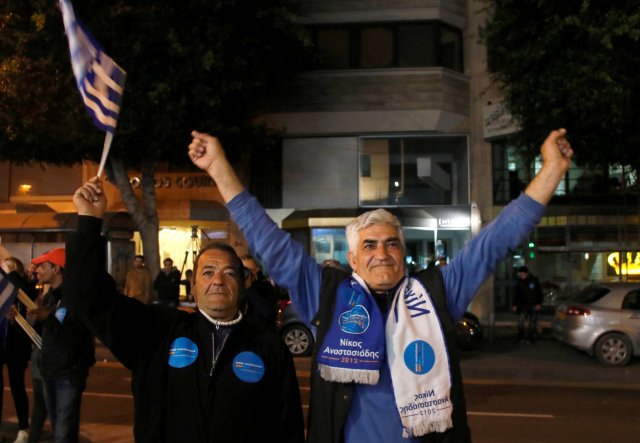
[594,333,632,367]
[282,324,314,357]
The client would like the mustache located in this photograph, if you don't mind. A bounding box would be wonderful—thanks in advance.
[205,285,230,295]
[369,258,397,266]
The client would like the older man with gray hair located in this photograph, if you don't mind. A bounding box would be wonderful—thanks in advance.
[188,128,573,443]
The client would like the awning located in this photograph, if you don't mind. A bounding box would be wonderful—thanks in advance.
[0,199,229,233]
[0,212,137,232]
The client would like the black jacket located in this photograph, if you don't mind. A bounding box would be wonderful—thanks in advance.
[153,268,181,304]
[2,271,37,365]
[40,284,95,381]
[65,216,304,443]
[306,267,471,443]
[514,274,544,310]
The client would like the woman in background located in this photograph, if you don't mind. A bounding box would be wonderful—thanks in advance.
[0,256,37,443]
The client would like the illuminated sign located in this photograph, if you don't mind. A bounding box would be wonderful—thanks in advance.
[607,252,640,276]
[128,174,215,189]
[437,217,470,228]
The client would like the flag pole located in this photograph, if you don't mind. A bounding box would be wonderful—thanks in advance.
[13,311,42,349]
[17,288,38,311]
[97,131,114,178]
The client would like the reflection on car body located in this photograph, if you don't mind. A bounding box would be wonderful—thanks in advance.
[552,282,640,367]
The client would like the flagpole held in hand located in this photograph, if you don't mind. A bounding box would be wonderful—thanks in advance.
[97,131,113,177]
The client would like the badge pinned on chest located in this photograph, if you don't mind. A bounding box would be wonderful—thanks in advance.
[168,337,199,368]
[232,351,265,383]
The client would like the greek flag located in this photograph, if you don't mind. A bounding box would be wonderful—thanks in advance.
[59,0,126,133]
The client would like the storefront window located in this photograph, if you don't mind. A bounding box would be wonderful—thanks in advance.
[494,224,640,312]
[311,228,348,267]
[404,227,470,272]
[158,226,228,296]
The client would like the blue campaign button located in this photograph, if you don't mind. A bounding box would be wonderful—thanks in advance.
[403,340,436,375]
[55,307,67,323]
[168,337,199,368]
[233,351,265,383]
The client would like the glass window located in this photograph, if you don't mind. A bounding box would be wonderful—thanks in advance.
[537,227,565,248]
[310,21,463,72]
[361,154,371,177]
[359,135,468,206]
[360,27,393,68]
[622,290,640,310]
[570,284,610,304]
[316,28,350,69]
[311,228,348,267]
[492,138,639,203]
[439,25,463,71]
[398,24,436,67]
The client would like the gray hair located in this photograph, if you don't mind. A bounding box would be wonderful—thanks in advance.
[345,209,405,254]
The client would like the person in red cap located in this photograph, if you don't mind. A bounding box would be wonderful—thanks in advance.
[30,248,95,443]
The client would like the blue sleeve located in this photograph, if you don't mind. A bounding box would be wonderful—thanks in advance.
[226,190,322,325]
[441,193,546,321]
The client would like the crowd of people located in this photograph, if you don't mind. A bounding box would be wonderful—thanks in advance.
[0,127,572,442]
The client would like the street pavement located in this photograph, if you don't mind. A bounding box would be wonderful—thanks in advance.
[460,324,640,391]
[2,325,637,442]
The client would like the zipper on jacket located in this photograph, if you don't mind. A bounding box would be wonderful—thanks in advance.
[209,326,229,376]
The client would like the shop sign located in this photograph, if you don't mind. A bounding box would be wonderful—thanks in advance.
[437,217,470,228]
[483,101,520,140]
[129,175,214,189]
[607,252,640,276]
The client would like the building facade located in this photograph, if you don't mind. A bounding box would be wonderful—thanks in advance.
[267,0,639,321]
[2,0,638,320]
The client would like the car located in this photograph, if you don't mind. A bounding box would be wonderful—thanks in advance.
[276,299,315,357]
[455,311,484,351]
[276,298,483,357]
[552,282,640,367]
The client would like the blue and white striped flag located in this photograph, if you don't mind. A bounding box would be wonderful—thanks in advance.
[58,0,126,134]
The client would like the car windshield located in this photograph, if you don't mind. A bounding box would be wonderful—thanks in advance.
[570,285,611,304]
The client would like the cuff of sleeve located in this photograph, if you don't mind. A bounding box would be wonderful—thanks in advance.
[77,215,103,234]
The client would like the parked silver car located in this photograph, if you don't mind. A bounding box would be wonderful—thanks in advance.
[552,282,640,366]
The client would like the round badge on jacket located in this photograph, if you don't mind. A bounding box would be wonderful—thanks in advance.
[232,351,265,383]
[55,307,67,324]
[168,337,199,368]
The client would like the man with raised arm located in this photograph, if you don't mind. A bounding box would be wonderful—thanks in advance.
[64,177,304,443]
[188,129,573,443]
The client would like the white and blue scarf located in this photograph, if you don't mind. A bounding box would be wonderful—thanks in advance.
[318,273,453,438]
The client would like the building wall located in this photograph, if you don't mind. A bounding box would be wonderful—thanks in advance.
[464,0,497,322]
[274,69,470,116]
[296,0,467,27]
[283,137,359,208]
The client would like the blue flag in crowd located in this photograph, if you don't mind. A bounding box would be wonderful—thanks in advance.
[0,269,18,321]
[58,0,126,133]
